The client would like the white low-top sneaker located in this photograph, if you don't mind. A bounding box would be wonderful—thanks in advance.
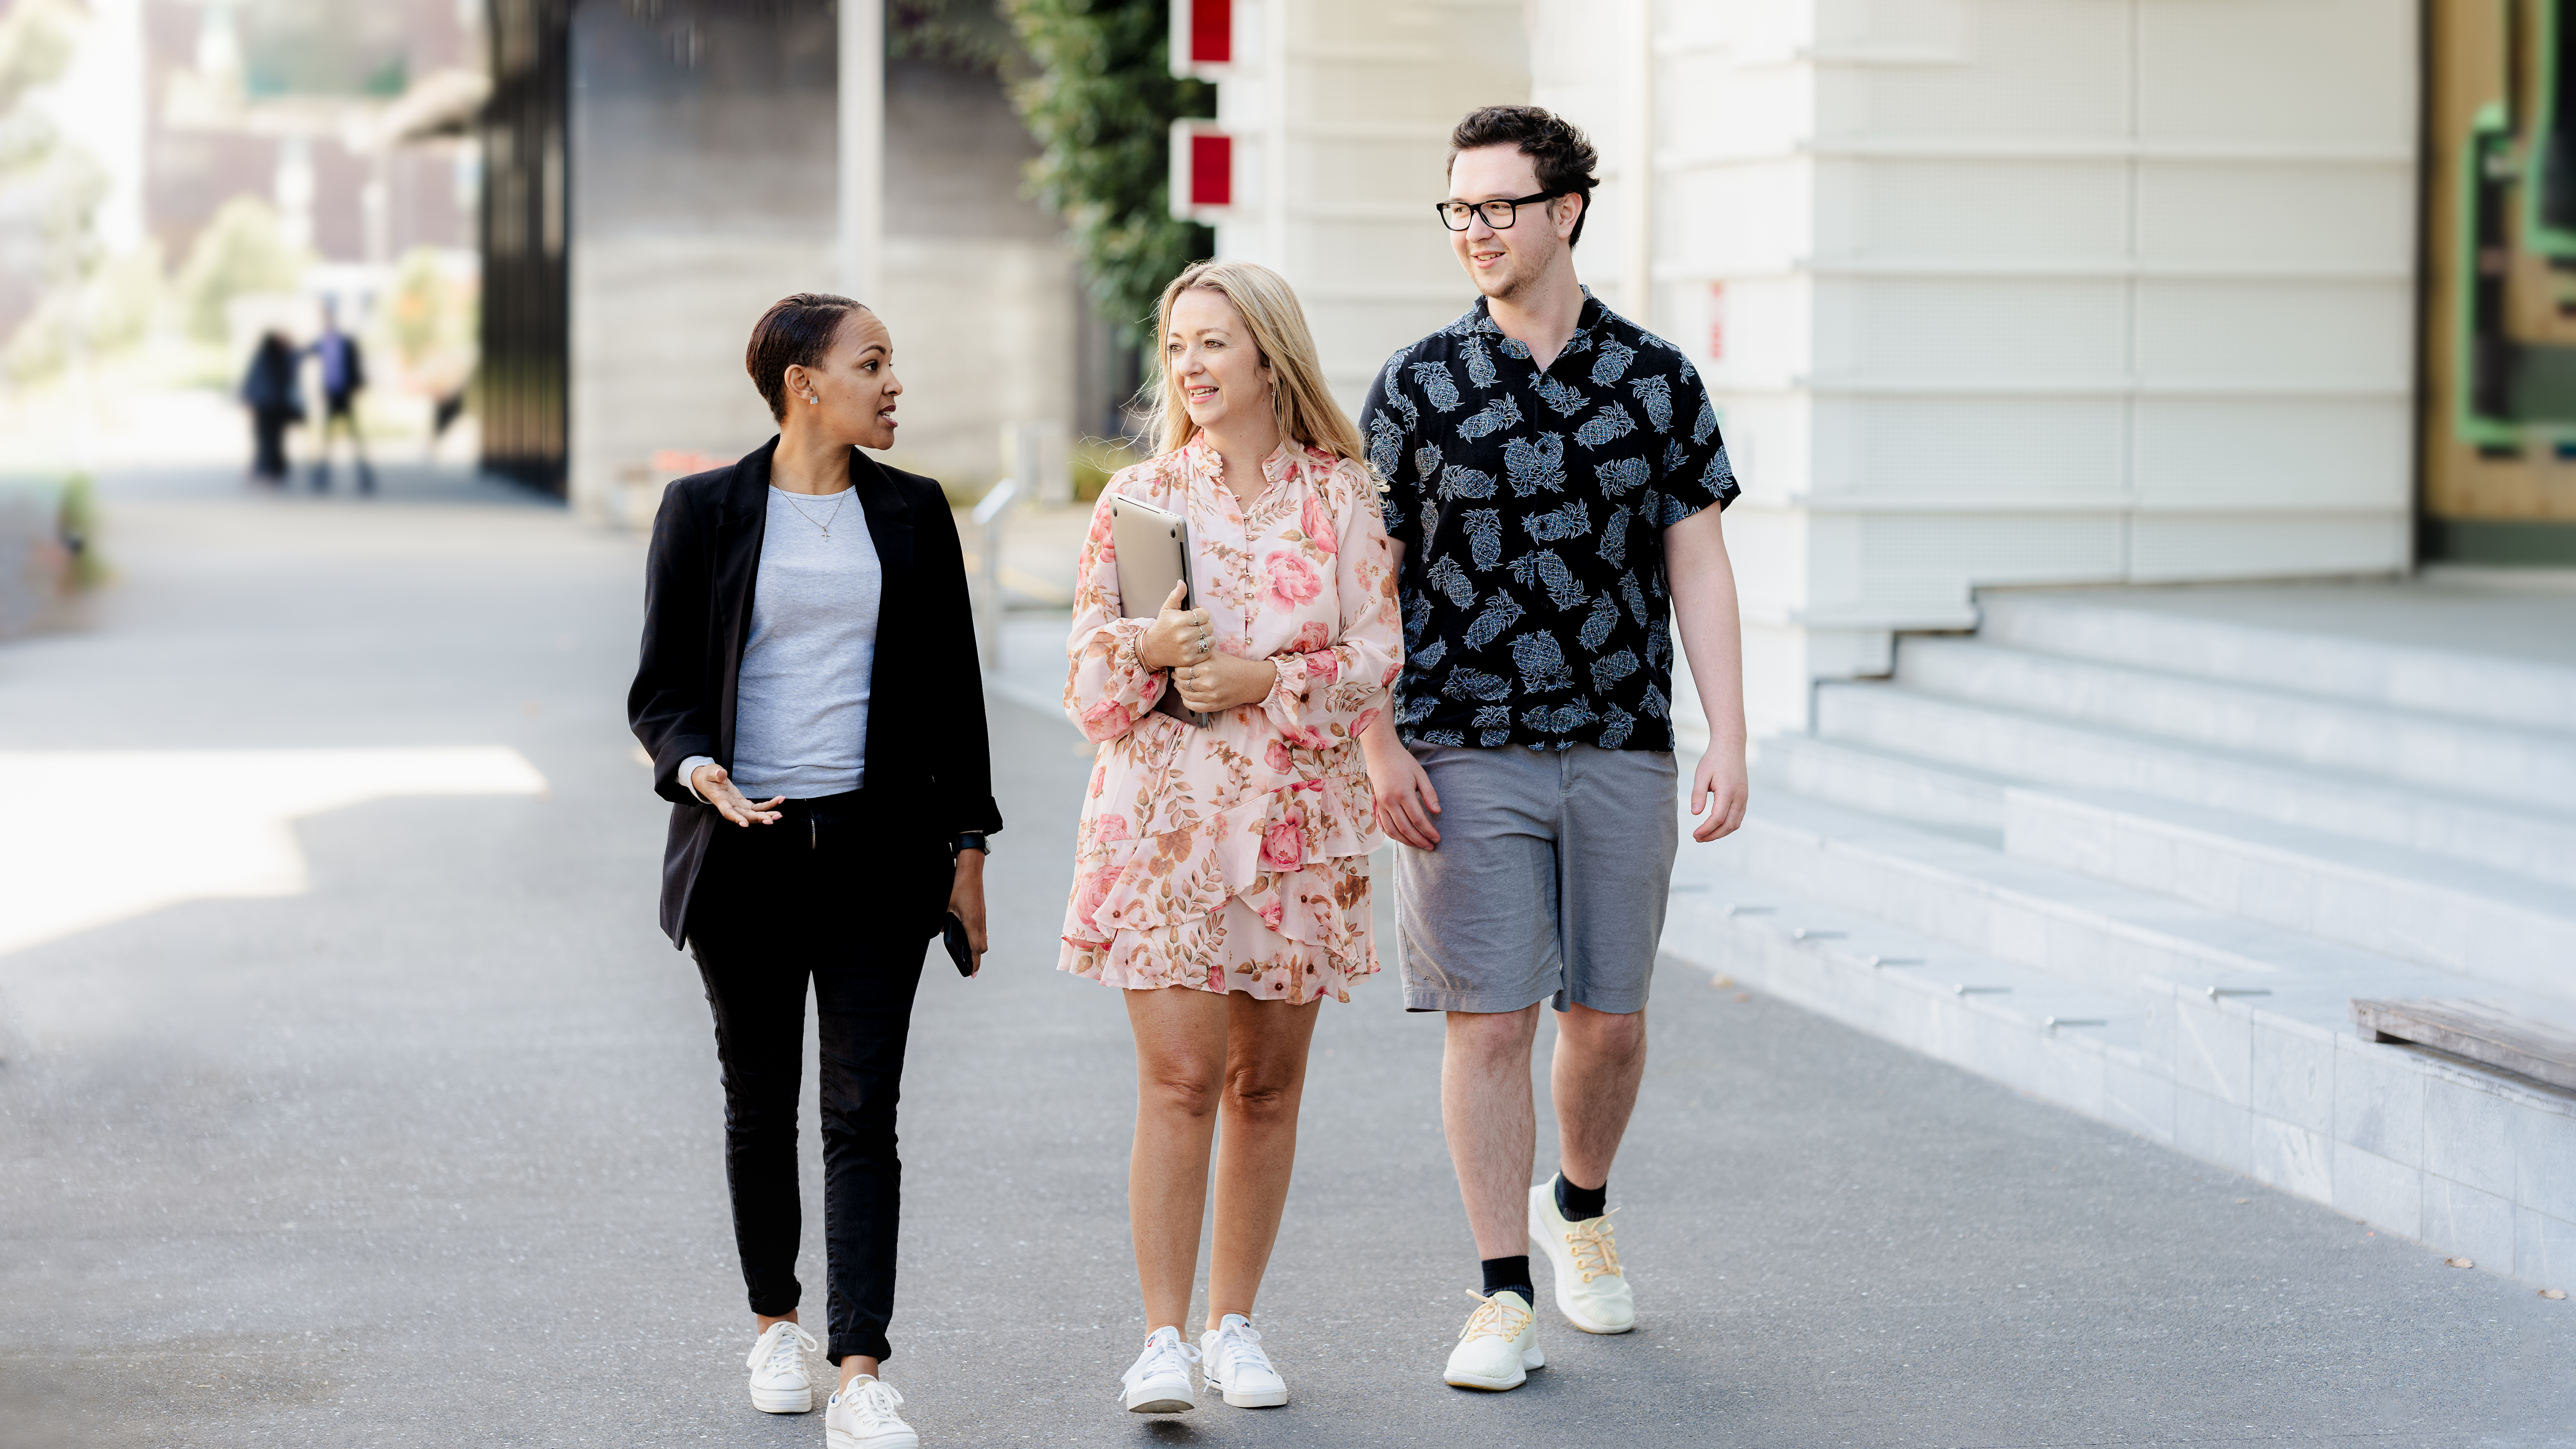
[1117,1325,1200,1413]
[744,1320,821,1413]
[825,1375,918,1449]
[1198,1314,1288,1408]
[1443,1289,1543,1391]
[1530,1176,1636,1333]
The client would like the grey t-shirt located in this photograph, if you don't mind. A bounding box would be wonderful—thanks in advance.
[712,485,882,800]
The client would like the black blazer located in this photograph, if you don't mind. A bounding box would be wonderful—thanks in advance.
[627,437,1004,947]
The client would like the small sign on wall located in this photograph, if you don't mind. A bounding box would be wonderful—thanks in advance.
[1706,282,1726,363]
[1171,0,1233,80]
[1170,119,1237,224]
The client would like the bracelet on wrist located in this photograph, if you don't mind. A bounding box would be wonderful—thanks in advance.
[952,832,988,858]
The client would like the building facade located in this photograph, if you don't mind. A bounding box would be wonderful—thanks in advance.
[1186,0,2424,740]
[510,0,1087,520]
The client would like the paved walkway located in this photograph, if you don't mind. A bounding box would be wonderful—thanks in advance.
[2,470,2570,1447]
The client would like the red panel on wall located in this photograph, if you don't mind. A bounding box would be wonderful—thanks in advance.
[1190,0,1231,64]
[1190,133,1232,207]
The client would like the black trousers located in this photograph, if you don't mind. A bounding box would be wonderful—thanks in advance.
[251,408,293,480]
[686,789,949,1364]
[310,393,371,491]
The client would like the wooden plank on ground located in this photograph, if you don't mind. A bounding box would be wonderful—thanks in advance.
[2349,997,2576,1093]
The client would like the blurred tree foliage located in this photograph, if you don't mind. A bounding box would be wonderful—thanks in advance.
[176,196,308,343]
[0,0,90,275]
[6,245,160,380]
[0,0,110,382]
[891,0,1016,70]
[377,246,478,397]
[1000,0,1212,356]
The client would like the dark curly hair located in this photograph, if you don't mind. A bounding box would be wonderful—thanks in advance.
[1447,105,1601,248]
[745,292,868,422]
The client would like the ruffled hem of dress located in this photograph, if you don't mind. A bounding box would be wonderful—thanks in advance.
[1057,937,1378,1005]
[1057,915,1379,1006]
[1059,856,1378,1004]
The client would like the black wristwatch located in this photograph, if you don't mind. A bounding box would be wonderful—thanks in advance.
[952,832,989,858]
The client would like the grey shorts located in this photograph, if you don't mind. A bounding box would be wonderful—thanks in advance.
[1393,744,1679,1016]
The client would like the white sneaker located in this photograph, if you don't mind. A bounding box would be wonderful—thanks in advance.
[1198,1314,1288,1408]
[825,1375,918,1449]
[1531,1176,1636,1333]
[744,1320,820,1413]
[1117,1325,1200,1413]
[1442,1290,1543,1391]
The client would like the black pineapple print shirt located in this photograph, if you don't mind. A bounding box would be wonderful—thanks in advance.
[1362,289,1738,752]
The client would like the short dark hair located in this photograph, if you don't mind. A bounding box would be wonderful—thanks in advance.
[745,292,866,421]
[1447,105,1600,248]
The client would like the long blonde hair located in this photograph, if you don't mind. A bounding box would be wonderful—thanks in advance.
[1144,260,1369,466]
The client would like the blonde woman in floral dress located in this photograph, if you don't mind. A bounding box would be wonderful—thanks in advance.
[1061,260,1400,1417]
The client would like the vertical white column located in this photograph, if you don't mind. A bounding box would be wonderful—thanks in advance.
[362,154,391,266]
[274,136,317,254]
[48,0,146,256]
[1261,0,1291,268]
[839,0,884,304]
[1622,0,1656,326]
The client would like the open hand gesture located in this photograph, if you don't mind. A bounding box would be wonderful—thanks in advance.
[690,763,785,827]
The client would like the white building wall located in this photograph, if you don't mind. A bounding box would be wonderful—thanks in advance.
[1535,0,2418,739]
[1199,0,1529,420]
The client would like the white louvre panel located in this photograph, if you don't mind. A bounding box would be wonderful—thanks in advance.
[1594,0,2422,735]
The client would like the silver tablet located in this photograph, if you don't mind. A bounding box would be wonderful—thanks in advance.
[1107,494,1209,727]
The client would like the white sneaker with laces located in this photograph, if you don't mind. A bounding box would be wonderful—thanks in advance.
[1197,1314,1288,1408]
[1117,1325,1200,1413]
[1530,1175,1636,1333]
[825,1374,917,1449]
[744,1320,820,1413]
[1442,1289,1543,1391]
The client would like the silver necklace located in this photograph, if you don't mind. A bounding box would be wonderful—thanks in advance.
[780,487,849,540]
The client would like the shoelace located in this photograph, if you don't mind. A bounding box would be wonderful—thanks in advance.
[836,1378,907,1428]
[747,1322,819,1377]
[1562,1207,1624,1283]
[1207,1322,1274,1384]
[1457,1289,1534,1344]
[1115,1334,1202,1400]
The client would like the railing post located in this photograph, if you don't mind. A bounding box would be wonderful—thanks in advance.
[971,472,1022,669]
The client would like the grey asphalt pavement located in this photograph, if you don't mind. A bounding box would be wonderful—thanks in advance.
[2,469,2571,1448]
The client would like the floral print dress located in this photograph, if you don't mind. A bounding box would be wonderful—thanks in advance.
[1059,436,1402,1004]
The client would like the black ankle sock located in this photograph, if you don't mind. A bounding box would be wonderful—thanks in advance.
[1480,1254,1534,1303]
[1556,1172,1607,1221]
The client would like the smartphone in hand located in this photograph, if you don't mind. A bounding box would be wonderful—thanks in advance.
[942,912,977,977]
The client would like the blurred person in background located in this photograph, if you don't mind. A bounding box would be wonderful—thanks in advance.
[239,330,303,486]
[1060,260,1401,1417]
[427,383,468,460]
[628,292,1000,1449]
[306,299,374,493]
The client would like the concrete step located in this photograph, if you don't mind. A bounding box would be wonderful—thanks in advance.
[1892,637,2576,812]
[1661,851,2576,1287]
[1977,589,2576,735]
[1705,791,2441,1013]
[1753,733,2004,843]
[1817,682,2576,890]
[1667,869,2149,1077]
[2004,789,2576,1007]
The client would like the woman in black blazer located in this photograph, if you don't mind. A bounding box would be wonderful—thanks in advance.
[628,292,1000,1449]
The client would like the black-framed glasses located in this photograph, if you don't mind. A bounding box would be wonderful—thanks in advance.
[1434,191,1559,231]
